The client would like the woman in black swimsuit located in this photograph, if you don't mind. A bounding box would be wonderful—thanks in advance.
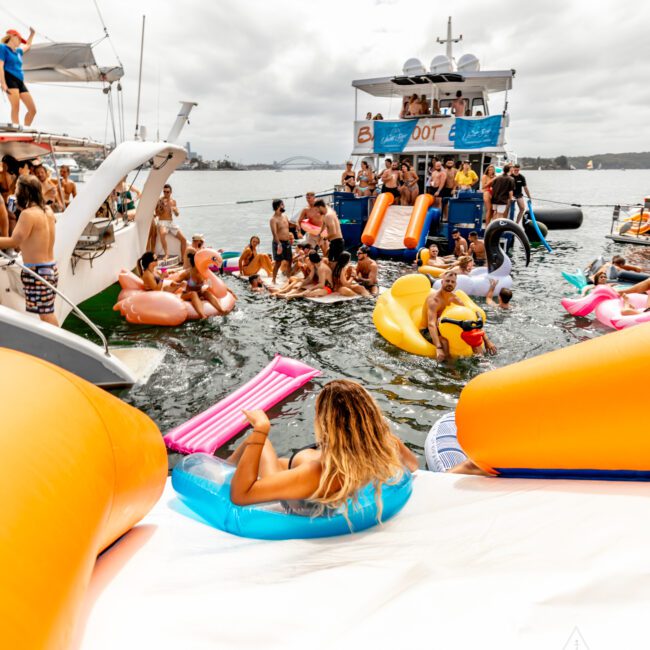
[341,162,356,193]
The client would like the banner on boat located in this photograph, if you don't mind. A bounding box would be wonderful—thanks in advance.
[453,115,503,150]
[352,116,503,154]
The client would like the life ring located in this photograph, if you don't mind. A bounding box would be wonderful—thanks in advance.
[172,454,413,540]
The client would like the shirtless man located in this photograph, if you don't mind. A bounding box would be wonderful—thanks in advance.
[451,90,467,117]
[270,198,292,283]
[441,159,457,219]
[354,245,379,296]
[423,270,497,361]
[468,231,487,267]
[0,193,8,236]
[451,229,468,257]
[0,175,58,326]
[428,160,447,210]
[425,244,450,268]
[296,192,323,248]
[315,199,345,265]
[487,278,513,309]
[32,163,64,213]
[58,165,77,206]
[155,184,186,261]
[380,159,399,200]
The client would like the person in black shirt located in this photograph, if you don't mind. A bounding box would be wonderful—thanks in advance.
[511,164,531,223]
[488,164,515,224]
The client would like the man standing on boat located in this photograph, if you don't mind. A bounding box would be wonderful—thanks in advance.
[511,164,531,223]
[380,159,399,200]
[451,90,467,117]
[58,166,77,207]
[154,184,187,262]
[315,199,344,265]
[441,159,457,220]
[0,175,58,326]
[489,164,515,224]
[295,192,322,244]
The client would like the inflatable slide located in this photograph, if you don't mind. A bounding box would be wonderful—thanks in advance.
[361,193,439,260]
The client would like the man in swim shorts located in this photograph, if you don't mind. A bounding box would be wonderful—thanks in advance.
[355,245,379,296]
[155,184,187,261]
[468,231,487,267]
[0,174,59,326]
[380,159,400,199]
[440,159,457,220]
[490,164,515,221]
[451,229,468,257]
[270,198,292,284]
[315,199,345,265]
[511,164,531,223]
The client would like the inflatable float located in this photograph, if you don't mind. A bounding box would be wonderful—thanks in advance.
[416,247,445,278]
[301,218,327,238]
[0,348,166,650]
[432,219,531,297]
[172,453,413,540]
[361,192,440,261]
[373,273,487,357]
[450,322,650,479]
[530,206,583,230]
[165,355,320,454]
[113,248,236,325]
[561,284,650,329]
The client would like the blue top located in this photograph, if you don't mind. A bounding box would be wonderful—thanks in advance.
[0,45,24,81]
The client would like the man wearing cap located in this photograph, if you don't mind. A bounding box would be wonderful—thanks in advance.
[0,28,36,126]
[511,164,531,223]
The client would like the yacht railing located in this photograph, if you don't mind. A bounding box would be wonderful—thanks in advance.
[0,251,110,356]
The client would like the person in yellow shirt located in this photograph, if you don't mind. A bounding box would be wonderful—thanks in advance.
[454,160,479,191]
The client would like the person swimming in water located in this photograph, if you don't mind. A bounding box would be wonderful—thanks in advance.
[354,245,379,296]
[227,379,418,511]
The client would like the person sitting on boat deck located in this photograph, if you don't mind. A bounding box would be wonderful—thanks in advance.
[355,245,379,296]
[227,379,418,510]
[455,160,479,192]
[489,164,515,225]
[468,231,487,267]
[451,229,468,257]
[296,191,322,242]
[57,165,77,207]
[423,270,497,362]
[116,177,142,221]
[452,255,474,275]
[271,251,320,299]
[380,159,400,200]
[315,199,345,265]
[451,90,467,117]
[138,251,183,292]
[341,162,356,194]
[0,28,36,126]
[155,184,186,262]
[332,252,370,297]
[399,97,410,119]
[270,198,293,284]
[511,164,531,223]
[32,162,64,213]
[0,175,58,326]
[355,160,375,197]
[487,278,513,309]
[419,94,430,115]
[239,235,274,277]
[399,161,419,206]
[290,242,312,277]
[372,113,384,120]
[407,93,423,117]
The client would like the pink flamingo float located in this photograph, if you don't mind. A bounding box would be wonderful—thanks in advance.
[114,248,237,326]
[561,285,650,330]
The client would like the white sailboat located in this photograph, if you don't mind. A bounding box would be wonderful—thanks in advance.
[586,160,594,170]
[0,40,196,387]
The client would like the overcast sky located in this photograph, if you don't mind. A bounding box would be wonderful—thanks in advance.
[5,0,650,162]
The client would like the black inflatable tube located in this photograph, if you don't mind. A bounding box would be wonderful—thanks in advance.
[616,270,650,284]
[532,207,583,230]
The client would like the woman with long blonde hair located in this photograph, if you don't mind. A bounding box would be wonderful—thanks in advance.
[229,380,418,516]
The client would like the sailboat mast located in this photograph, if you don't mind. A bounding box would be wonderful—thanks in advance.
[134,15,146,140]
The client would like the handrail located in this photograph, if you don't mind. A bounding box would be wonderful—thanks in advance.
[0,250,111,356]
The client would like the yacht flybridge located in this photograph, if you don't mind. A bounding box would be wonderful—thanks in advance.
[0,104,196,387]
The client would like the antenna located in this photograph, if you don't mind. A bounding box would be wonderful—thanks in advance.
[134,15,146,140]
[436,16,462,63]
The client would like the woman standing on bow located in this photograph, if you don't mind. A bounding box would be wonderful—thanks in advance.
[0,28,37,126]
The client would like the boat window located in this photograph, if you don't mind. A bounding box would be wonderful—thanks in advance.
[471,98,487,116]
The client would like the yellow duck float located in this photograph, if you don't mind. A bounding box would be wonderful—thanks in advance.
[373,273,487,357]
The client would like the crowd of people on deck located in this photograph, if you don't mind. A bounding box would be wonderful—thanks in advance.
[342,158,531,220]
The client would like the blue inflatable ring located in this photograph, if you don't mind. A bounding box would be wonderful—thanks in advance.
[172,453,413,540]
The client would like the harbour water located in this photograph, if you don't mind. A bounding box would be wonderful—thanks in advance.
[67,169,650,467]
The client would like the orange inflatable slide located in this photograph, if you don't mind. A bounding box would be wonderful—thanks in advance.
[0,348,167,649]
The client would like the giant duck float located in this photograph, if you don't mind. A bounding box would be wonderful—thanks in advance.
[561,284,650,329]
[114,248,236,325]
[429,219,531,296]
[373,273,487,357]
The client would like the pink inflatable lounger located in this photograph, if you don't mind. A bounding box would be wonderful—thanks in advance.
[164,355,320,454]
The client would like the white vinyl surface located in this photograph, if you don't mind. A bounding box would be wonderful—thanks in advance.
[79,473,650,650]
[373,205,413,251]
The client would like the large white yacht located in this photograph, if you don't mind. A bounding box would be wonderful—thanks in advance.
[0,41,195,387]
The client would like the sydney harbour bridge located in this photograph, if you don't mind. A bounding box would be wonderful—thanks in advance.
[272,156,339,170]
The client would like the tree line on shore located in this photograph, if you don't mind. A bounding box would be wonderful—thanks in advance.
[520,152,650,170]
